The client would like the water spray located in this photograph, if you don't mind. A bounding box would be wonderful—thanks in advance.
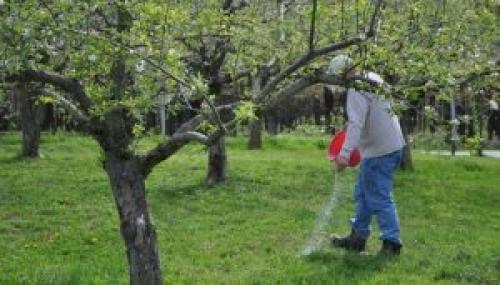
[300,169,344,256]
[300,129,361,257]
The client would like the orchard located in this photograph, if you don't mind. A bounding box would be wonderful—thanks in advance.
[0,1,498,284]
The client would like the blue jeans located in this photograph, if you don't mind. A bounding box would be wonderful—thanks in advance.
[351,150,402,243]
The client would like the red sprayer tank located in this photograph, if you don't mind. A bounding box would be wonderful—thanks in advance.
[327,129,361,167]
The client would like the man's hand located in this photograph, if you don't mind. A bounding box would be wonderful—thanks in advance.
[334,155,349,172]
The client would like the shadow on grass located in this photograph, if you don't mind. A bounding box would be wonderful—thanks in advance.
[0,154,42,164]
[225,174,273,187]
[304,250,398,280]
[152,182,211,200]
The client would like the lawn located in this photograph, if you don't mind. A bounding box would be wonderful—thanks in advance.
[0,132,499,284]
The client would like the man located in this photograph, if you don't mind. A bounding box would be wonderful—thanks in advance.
[328,56,406,255]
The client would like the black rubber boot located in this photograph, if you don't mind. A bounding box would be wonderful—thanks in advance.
[379,240,402,256]
[331,230,367,252]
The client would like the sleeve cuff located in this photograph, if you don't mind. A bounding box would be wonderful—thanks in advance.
[339,149,351,161]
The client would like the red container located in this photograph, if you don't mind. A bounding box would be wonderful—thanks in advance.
[327,129,361,167]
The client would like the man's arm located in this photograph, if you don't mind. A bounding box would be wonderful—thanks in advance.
[339,88,368,161]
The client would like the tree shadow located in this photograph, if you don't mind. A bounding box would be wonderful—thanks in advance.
[0,154,39,164]
[151,182,211,200]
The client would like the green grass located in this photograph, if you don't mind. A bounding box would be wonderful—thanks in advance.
[0,132,499,284]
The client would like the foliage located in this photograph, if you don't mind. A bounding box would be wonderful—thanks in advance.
[0,0,498,282]
[345,1,496,103]
[464,135,486,155]
[234,100,257,124]
[287,124,327,137]
[411,128,450,151]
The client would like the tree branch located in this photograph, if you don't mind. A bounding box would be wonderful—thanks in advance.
[139,118,236,177]
[175,102,238,134]
[367,0,384,37]
[264,70,343,109]
[6,70,92,112]
[43,89,90,124]
[264,69,389,109]
[256,0,384,102]
[139,131,208,176]
[222,0,250,14]
[459,68,500,89]
[202,95,227,134]
[257,36,365,101]
[309,0,318,51]
[139,101,238,176]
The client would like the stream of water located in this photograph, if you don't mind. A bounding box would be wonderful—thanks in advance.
[300,170,344,256]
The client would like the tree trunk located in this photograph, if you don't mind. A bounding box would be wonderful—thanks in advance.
[206,85,231,184]
[324,111,332,128]
[265,113,279,135]
[207,136,227,185]
[248,116,263,149]
[103,154,163,285]
[247,73,265,149]
[313,97,322,125]
[399,116,414,171]
[15,83,45,158]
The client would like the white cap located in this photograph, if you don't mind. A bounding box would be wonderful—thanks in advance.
[489,100,499,110]
[326,55,353,75]
[365,71,385,85]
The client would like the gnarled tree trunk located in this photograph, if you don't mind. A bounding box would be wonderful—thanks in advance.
[103,154,162,285]
[207,136,227,185]
[15,82,46,158]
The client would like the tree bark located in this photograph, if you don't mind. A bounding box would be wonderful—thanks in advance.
[205,87,231,184]
[207,136,227,185]
[399,116,414,171]
[15,83,46,158]
[265,113,279,135]
[248,116,263,149]
[103,153,162,285]
[312,97,322,125]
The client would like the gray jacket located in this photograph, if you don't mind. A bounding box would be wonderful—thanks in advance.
[340,88,406,160]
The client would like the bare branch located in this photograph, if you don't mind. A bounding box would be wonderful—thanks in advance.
[139,55,189,87]
[264,69,389,109]
[175,102,238,133]
[139,118,237,176]
[6,70,92,112]
[139,131,207,176]
[257,36,365,101]
[256,0,384,102]
[309,0,318,51]
[174,34,231,41]
[176,131,210,145]
[367,0,384,37]
[265,70,343,108]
